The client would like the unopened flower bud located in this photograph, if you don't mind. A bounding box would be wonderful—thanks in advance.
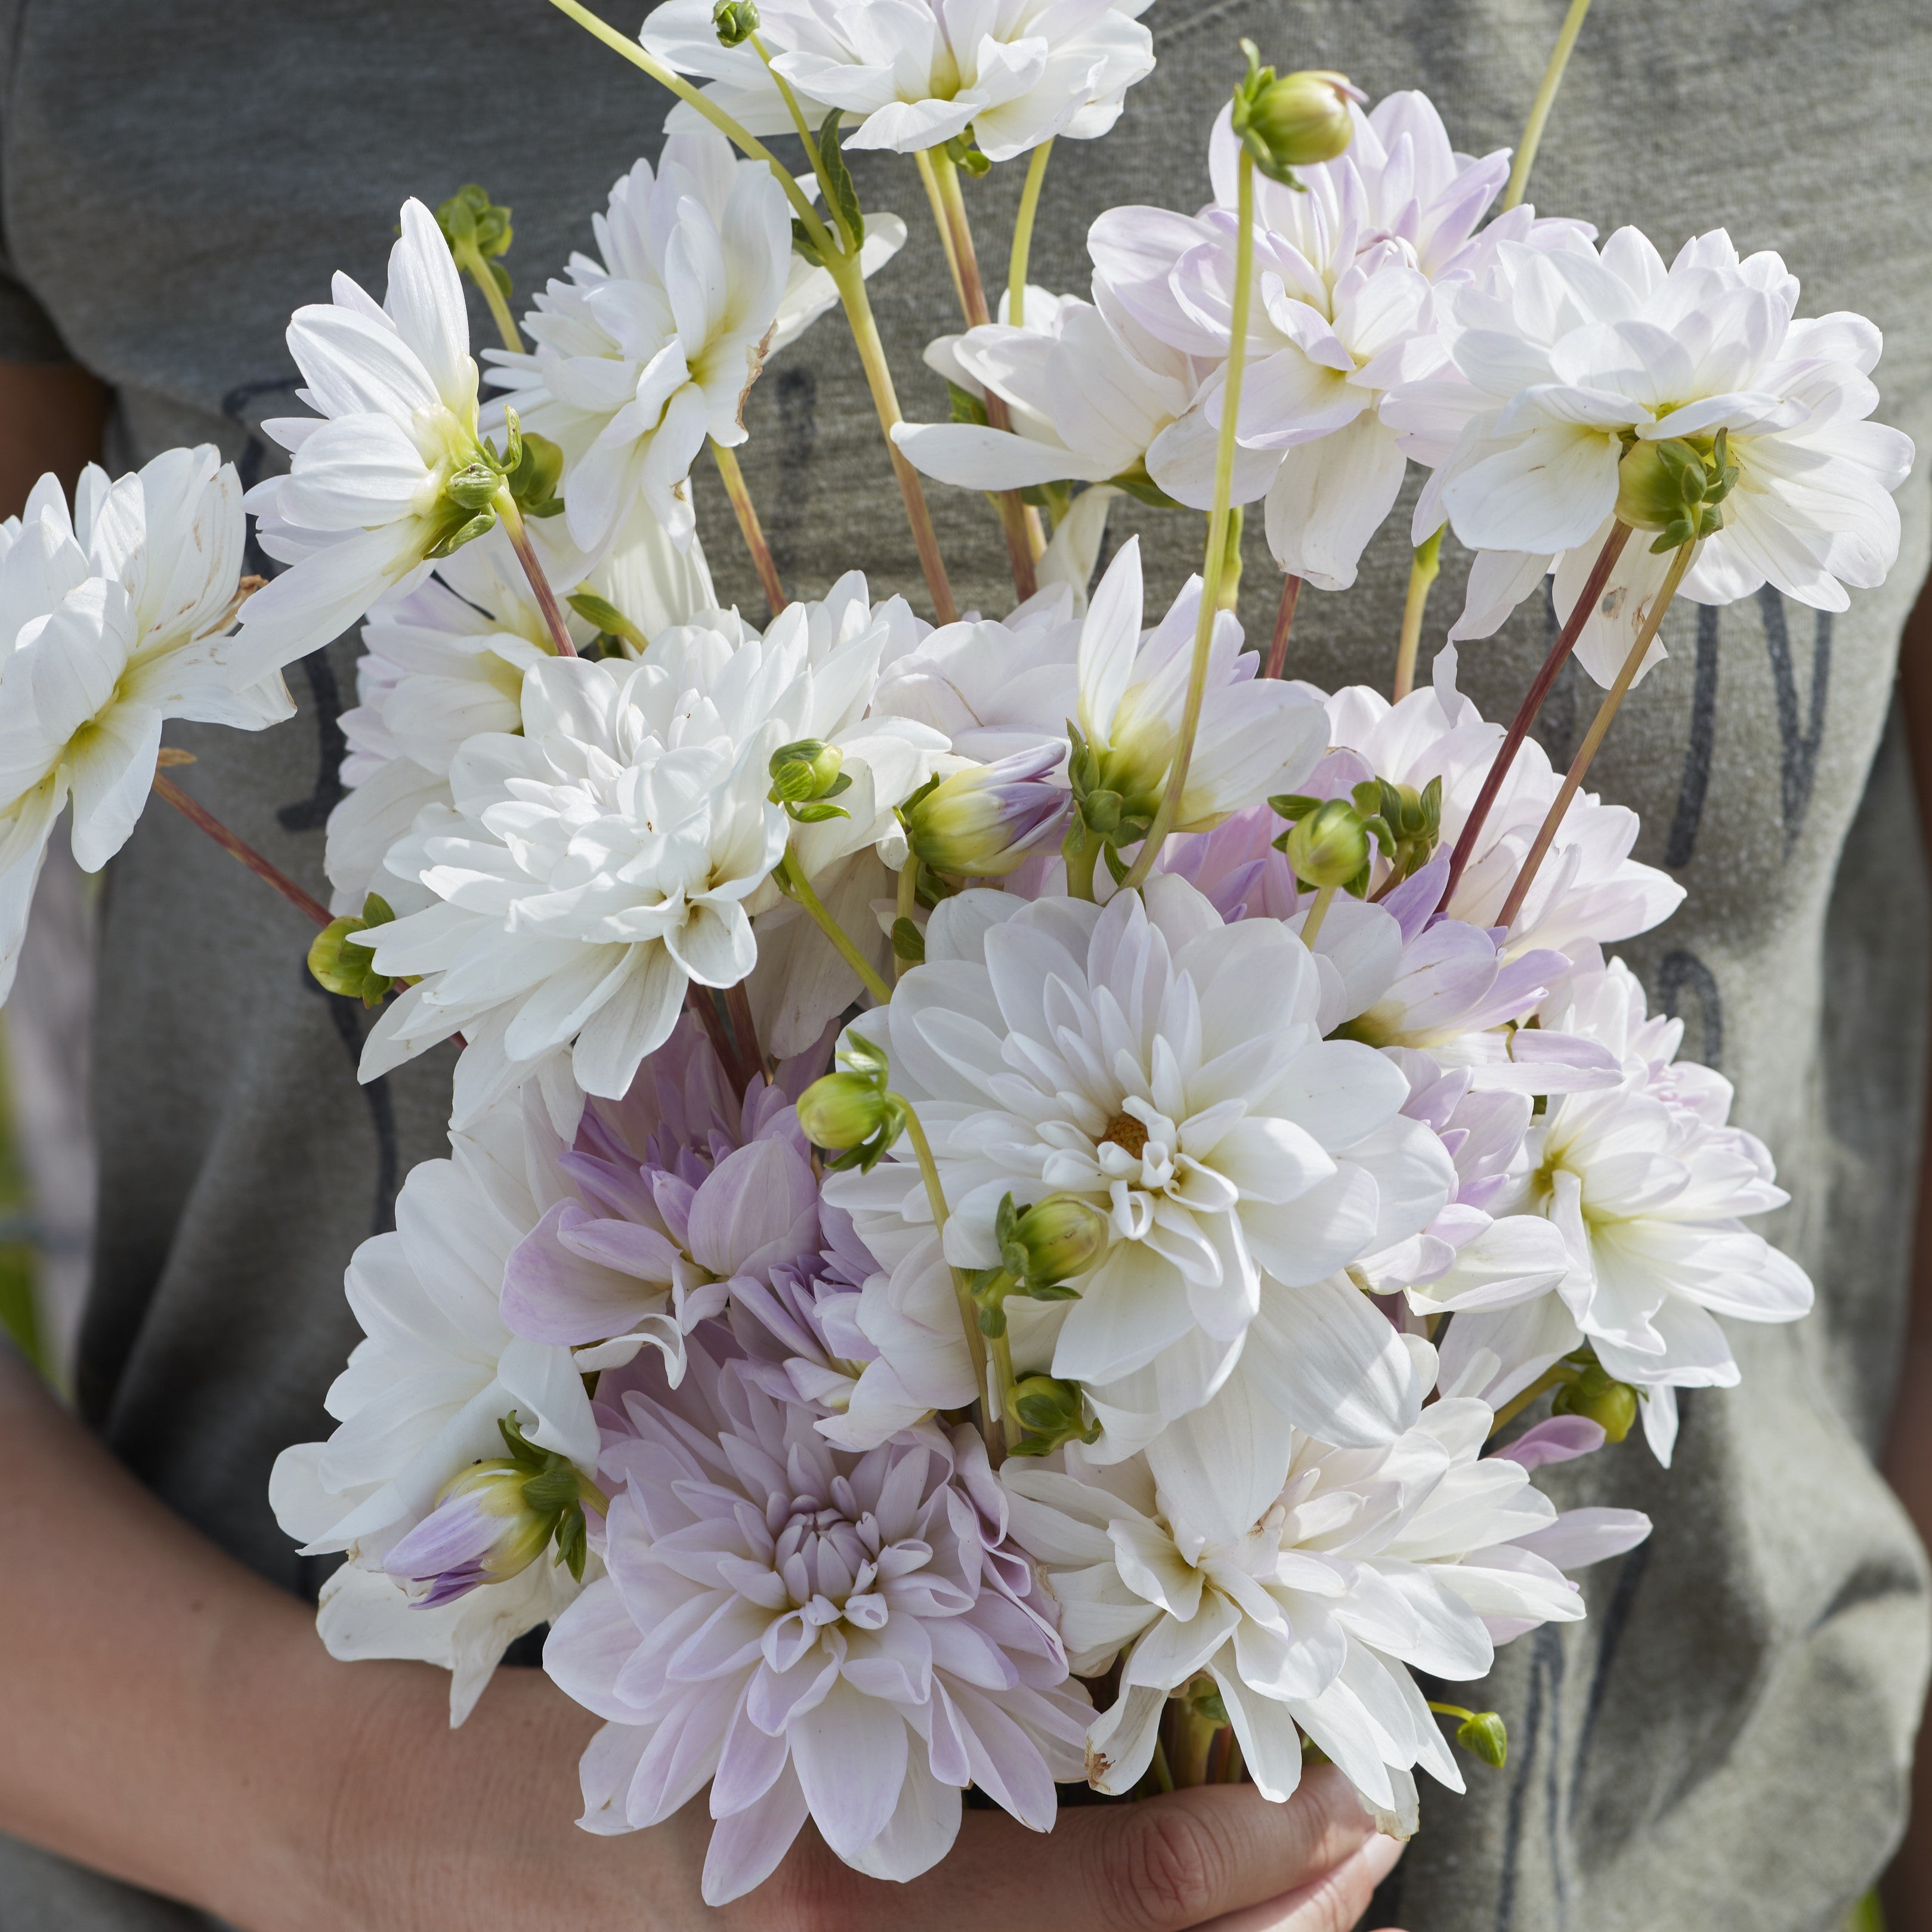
[384,1417,603,1606]
[797,1070,890,1151]
[997,1191,1109,1293]
[1004,1374,1102,1455]
[712,0,759,45]
[1456,1711,1508,1768]
[901,746,1067,877]
[1248,70,1360,167]
[1232,44,1364,187]
[1551,1361,1639,1443]
[1282,797,1374,892]
[769,738,852,821]
[308,893,398,1007]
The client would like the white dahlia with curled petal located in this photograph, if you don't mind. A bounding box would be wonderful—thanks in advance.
[826,873,1455,1454]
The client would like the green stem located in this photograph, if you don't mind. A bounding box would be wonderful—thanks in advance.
[928,154,1038,601]
[1064,829,1102,904]
[894,857,919,982]
[1392,527,1443,701]
[1486,1362,1578,1436]
[988,1324,1021,1442]
[494,490,576,657]
[1007,140,1053,327]
[543,0,835,257]
[823,249,959,624]
[898,1098,997,1454]
[915,150,967,312]
[778,850,892,1004]
[455,240,523,354]
[1501,0,1594,212]
[710,440,786,616]
[750,33,824,180]
[1150,1738,1176,1795]
[1427,1702,1479,1724]
[1495,538,1694,931]
[1299,883,1338,947]
[1120,149,1256,890]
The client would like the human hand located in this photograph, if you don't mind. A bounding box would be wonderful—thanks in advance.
[314,1659,1398,1932]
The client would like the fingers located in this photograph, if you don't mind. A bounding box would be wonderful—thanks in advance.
[798,1766,1381,1932]
[1185,1832,1405,1931]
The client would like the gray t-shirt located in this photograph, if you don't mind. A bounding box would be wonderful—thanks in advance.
[2,2,1928,1927]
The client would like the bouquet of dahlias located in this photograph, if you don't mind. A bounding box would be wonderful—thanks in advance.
[1,0,1909,1903]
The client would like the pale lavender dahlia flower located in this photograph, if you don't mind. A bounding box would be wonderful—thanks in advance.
[545,1340,1090,1903]
[502,1015,821,1377]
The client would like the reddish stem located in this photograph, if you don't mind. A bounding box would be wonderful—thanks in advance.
[501,506,578,658]
[1440,521,1631,908]
[1263,573,1302,679]
[153,772,330,928]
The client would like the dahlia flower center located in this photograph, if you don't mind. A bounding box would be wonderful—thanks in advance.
[772,1494,891,1627]
[1100,1112,1149,1158]
[1095,1098,1182,1236]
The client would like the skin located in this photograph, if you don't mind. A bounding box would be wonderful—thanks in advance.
[0,360,1405,1932]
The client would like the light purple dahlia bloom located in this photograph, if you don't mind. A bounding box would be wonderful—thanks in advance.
[545,1339,1090,1903]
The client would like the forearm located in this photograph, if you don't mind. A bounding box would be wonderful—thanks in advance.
[0,1350,422,1927]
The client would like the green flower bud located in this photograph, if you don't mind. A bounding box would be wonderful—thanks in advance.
[1551,1361,1639,1443]
[1003,1374,1102,1456]
[997,1192,1109,1294]
[434,184,514,264]
[900,747,1066,878]
[797,1071,891,1152]
[712,0,759,45]
[308,893,399,1007]
[1283,797,1375,892]
[1247,69,1359,167]
[769,739,852,821]
[1232,43,1364,187]
[1455,1711,1509,1769]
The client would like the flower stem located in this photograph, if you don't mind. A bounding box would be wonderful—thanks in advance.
[1064,829,1102,903]
[916,152,967,312]
[686,984,755,1096]
[1486,1362,1578,1436]
[893,858,919,982]
[724,979,768,1086]
[1392,528,1443,701]
[1007,140,1053,327]
[1299,883,1338,947]
[494,491,577,657]
[898,1096,999,1456]
[1120,148,1257,891]
[928,154,1039,601]
[750,34,825,180]
[823,250,959,625]
[1441,519,1631,909]
[152,769,331,928]
[1497,538,1693,932]
[543,0,836,256]
[1502,0,1594,212]
[710,440,786,616]
[778,850,892,1004]
[1170,1693,1221,1789]
[1263,571,1302,680]
[453,240,523,354]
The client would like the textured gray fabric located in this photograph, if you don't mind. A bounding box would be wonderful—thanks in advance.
[1,1,1928,1926]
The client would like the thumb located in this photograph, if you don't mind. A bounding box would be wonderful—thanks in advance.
[1186,1829,1405,1931]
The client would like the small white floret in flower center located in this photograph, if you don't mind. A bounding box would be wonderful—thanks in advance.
[772,1484,891,1630]
[1097,1099,1182,1238]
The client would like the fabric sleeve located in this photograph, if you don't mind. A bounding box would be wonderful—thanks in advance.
[0,0,68,363]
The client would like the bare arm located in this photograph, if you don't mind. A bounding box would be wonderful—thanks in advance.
[0,358,109,515]
[1884,564,1932,1928]
[0,1350,1406,1931]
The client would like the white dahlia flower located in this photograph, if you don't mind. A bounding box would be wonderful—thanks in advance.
[233,200,491,684]
[0,449,280,1002]
[268,1098,599,1723]
[826,875,1455,1452]
[1004,1359,1646,1826]
[1389,226,1914,683]
[640,0,1155,162]
[356,596,943,1121]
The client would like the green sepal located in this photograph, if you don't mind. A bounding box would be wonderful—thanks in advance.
[891,917,926,965]
[565,591,647,654]
[817,107,865,251]
[947,381,991,429]
[791,218,825,268]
